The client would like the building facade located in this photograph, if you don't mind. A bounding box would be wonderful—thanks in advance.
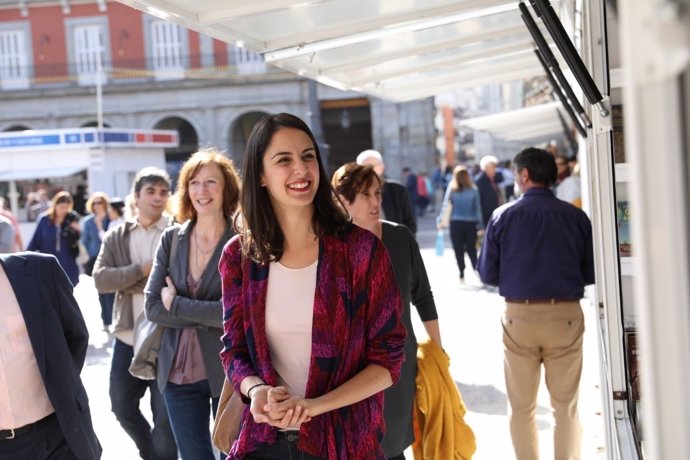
[0,0,436,208]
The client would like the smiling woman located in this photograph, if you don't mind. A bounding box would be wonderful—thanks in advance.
[219,113,406,460]
[144,148,240,460]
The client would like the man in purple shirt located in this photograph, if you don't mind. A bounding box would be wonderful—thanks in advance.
[478,147,595,460]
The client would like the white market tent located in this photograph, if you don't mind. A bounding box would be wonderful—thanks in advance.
[114,1,690,459]
[117,0,569,99]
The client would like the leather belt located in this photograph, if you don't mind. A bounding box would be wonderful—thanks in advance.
[505,298,577,305]
[277,430,300,442]
[0,413,55,441]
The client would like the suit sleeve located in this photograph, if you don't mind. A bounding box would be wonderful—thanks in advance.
[48,255,89,370]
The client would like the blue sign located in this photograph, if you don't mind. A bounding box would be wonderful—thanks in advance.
[0,134,61,149]
[65,133,82,143]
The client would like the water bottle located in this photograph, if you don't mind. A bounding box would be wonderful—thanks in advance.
[435,229,445,257]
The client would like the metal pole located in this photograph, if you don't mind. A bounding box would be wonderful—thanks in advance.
[307,79,330,173]
[96,51,103,130]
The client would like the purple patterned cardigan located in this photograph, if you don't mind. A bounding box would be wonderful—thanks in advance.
[219,224,406,459]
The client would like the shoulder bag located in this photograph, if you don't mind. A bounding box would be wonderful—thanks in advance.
[211,378,244,454]
[128,227,178,380]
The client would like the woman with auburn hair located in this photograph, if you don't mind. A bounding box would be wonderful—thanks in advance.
[145,148,240,460]
[219,113,405,459]
[437,165,483,281]
[27,190,81,285]
[332,162,443,460]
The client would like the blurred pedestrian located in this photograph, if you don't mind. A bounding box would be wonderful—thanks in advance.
[0,197,23,251]
[332,162,442,460]
[0,214,14,253]
[220,113,406,459]
[107,197,127,230]
[145,149,240,459]
[93,168,178,460]
[357,149,417,235]
[27,191,81,286]
[478,147,595,460]
[73,184,89,217]
[81,192,113,331]
[0,252,101,459]
[438,165,483,281]
[474,155,504,228]
[554,156,582,208]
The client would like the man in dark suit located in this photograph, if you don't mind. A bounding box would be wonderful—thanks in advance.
[0,252,101,459]
[474,155,505,228]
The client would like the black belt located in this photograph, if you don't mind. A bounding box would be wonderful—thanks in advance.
[0,413,55,441]
[277,431,299,442]
[505,298,578,305]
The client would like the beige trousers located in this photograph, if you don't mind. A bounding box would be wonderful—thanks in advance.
[502,301,584,460]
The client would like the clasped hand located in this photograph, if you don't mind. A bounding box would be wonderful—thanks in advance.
[250,386,313,429]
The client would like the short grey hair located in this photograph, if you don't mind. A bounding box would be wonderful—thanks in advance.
[356,149,383,165]
[479,155,499,171]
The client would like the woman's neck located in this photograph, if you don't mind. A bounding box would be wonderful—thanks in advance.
[275,205,318,267]
[194,212,226,237]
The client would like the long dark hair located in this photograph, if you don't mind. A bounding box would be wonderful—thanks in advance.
[236,113,349,264]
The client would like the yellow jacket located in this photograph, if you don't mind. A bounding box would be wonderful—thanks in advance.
[413,339,476,460]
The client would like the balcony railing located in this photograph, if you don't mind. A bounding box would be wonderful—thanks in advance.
[0,53,276,91]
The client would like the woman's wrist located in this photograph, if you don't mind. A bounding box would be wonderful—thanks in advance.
[247,383,270,400]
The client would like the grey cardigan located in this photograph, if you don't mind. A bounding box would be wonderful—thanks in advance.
[144,220,234,397]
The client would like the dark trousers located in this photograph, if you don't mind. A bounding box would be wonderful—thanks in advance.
[110,339,178,460]
[163,380,221,460]
[245,432,324,460]
[0,413,76,460]
[450,220,478,277]
[99,292,114,326]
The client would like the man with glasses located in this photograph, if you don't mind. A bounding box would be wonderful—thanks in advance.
[93,167,178,460]
[478,147,595,460]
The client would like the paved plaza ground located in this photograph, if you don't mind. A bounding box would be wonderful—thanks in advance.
[21,214,607,459]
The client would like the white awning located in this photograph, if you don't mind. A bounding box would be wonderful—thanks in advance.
[0,166,86,182]
[116,0,573,102]
[459,101,566,141]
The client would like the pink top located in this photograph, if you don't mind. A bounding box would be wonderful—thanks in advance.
[265,259,317,399]
[0,265,54,429]
[167,273,207,384]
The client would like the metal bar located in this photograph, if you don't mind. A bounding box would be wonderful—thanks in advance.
[520,2,592,127]
[530,0,608,116]
[533,49,588,137]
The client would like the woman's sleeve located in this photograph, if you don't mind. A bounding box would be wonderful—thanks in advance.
[144,228,198,328]
[27,216,44,251]
[364,237,406,384]
[407,229,438,321]
[218,237,255,392]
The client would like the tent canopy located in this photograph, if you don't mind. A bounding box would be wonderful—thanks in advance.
[460,101,566,141]
[118,0,572,103]
[0,166,85,182]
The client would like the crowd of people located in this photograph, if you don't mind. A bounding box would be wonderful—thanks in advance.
[0,112,592,460]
